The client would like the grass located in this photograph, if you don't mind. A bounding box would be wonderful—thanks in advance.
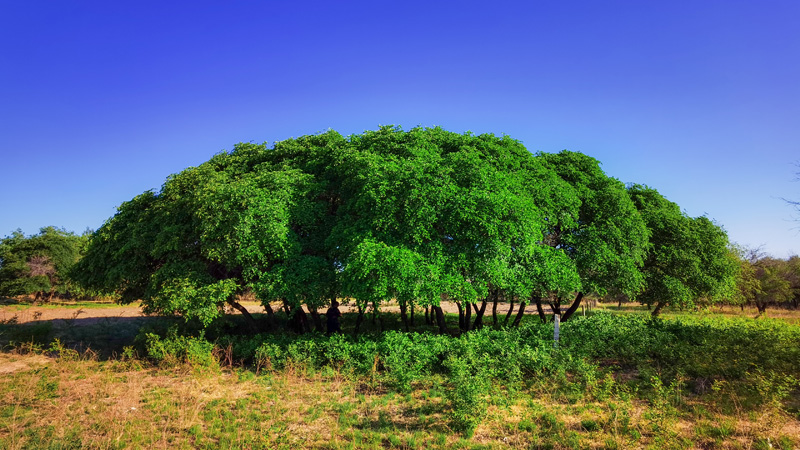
[1,303,799,449]
[0,351,797,449]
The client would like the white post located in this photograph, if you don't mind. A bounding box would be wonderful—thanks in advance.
[553,314,561,348]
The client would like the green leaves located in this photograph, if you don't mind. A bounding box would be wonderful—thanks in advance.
[72,127,731,329]
[628,184,737,312]
[0,227,87,299]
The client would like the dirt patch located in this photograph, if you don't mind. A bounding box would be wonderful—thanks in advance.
[0,353,52,374]
[0,300,567,328]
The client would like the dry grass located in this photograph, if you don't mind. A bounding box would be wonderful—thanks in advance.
[1,351,797,450]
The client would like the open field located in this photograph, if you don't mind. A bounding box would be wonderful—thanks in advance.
[1,302,799,449]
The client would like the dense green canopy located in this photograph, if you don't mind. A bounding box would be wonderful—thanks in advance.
[0,227,88,300]
[627,184,737,315]
[73,127,736,329]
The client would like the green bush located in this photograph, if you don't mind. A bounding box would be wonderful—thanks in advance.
[143,328,215,367]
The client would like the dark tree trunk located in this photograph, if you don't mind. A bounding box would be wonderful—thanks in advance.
[549,298,562,316]
[504,299,515,325]
[512,301,527,327]
[457,302,465,330]
[433,305,447,334]
[263,302,276,329]
[425,306,431,325]
[227,298,259,333]
[560,292,585,322]
[464,302,472,331]
[472,301,488,330]
[492,294,499,325]
[534,296,547,323]
[651,301,666,318]
[354,303,366,334]
[308,305,323,332]
[291,307,311,333]
[400,302,410,332]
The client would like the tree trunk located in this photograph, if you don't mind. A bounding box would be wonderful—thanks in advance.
[492,294,499,325]
[433,305,447,334]
[457,302,465,330]
[425,306,431,325]
[549,298,562,316]
[512,301,527,327]
[464,302,472,331]
[354,303,366,334]
[651,301,666,318]
[290,307,311,333]
[409,302,415,326]
[227,299,259,333]
[534,296,547,323]
[472,301,487,330]
[263,302,276,329]
[308,305,323,332]
[504,299,515,325]
[560,292,584,322]
[400,302,410,332]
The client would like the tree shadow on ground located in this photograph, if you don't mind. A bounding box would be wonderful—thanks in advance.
[0,315,178,358]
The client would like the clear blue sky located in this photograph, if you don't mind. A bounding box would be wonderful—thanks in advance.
[2,1,799,257]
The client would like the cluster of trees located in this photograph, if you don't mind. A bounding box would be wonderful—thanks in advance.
[66,127,738,333]
[734,249,800,313]
[0,227,92,301]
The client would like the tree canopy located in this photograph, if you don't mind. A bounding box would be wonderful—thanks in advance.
[627,184,737,316]
[0,227,89,301]
[73,127,737,330]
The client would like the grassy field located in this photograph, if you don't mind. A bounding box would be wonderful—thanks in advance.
[1,302,798,449]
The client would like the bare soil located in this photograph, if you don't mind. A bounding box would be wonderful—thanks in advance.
[0,299,577,326]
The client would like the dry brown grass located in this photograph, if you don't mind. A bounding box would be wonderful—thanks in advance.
[1,352,797,449]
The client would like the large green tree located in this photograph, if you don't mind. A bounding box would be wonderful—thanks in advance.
[534,151,649,322]
[627,184,737,316]
[74,127,729,332]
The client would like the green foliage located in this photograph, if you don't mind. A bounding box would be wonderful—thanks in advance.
[71,126,737,331]
[539,151,649,300]
[628,185,737,314]
[0,227,90,300]
[444,354,490,437]
[143,327,216,367]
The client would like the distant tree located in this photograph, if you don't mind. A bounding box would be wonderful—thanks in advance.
[728,245,761,310]
[786,255,800,309]
[730,247,799,314]
[0,227,88,301]
[627,185,737,317]
[751,257,794,313]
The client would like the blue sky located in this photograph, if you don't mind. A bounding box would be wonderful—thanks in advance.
[1,1,799,257]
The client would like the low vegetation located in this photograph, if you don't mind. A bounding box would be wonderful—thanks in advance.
[1,306,798,449]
